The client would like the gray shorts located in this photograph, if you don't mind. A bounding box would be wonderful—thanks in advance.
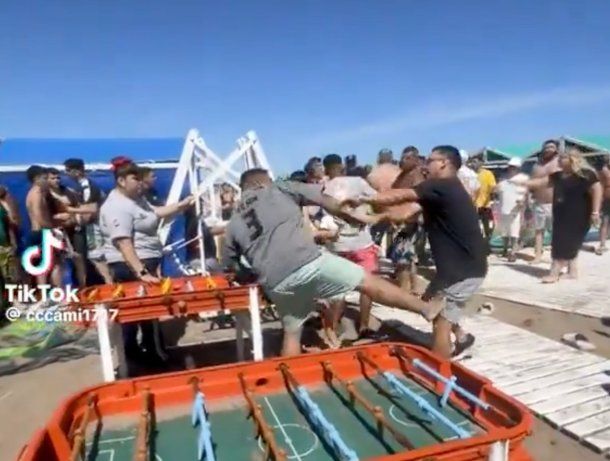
[424,277,484,324]
[533,203,553,232]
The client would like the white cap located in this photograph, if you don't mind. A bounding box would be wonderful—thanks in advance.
[507,157,522,167]
[459,149,469,161]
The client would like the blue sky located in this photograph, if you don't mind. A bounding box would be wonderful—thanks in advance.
[1,0,610,174]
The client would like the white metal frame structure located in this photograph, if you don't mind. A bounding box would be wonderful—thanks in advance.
[158,128,273,267]
[145,128,274,370]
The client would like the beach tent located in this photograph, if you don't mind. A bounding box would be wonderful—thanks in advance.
[495,135,610,166]
[470,147,513,172]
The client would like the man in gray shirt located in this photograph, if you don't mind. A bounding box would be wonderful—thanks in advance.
[222,169,443,356]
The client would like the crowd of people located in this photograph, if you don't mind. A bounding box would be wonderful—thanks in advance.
[0,139,609,368]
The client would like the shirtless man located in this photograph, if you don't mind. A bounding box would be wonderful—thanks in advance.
[25,166,62,286]
[530,140,561,263]
[222,169,443,356]
[388,146,426,294]
[47,168,87,286]
[367,150,401,248]
[597,154,610,255]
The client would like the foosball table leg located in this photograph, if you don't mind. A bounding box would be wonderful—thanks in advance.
[112,322,128,379]
[235,313,246,362]
[248,286,264,361]
[95,305,116,382]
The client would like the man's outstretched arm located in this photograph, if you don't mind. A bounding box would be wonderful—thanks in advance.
[318,194,380,226]
[383,203,423,224]
[363,188,419,207]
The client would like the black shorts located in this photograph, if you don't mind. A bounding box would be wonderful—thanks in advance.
[71,228,88,257]
[109,258,161,283]
[603,199,610,219]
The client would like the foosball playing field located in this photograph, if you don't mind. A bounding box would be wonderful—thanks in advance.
[17,344,534,461]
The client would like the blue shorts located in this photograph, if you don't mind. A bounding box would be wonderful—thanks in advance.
[390,224,421,266]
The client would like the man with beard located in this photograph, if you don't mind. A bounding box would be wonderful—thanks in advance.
[361,146,486,358]
[531,140,561,263]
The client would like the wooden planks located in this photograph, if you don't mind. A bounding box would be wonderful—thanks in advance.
[560,410,610,454]
[584,427,610,453]
[480,251,610,319]
[545,397,610,427]
[532,387,610,415]
[502,362,610,396]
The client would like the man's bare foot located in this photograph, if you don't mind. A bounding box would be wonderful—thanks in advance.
[321,328,342,349]
[595,247,607,255]
[542,274,560,284]
[565,273,578,280]
[423,298,446,322]
[530,257,542,265]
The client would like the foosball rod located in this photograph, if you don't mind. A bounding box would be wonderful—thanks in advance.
[392,347,490,410]
[69,394,96,461]
[237,373,287,461]
[190,378,216,461]
[321,361,414,450]
[134,389,151,461]
[279,363,359,461]
[356,352,470,439]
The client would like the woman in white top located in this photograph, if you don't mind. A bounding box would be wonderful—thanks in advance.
[99,158,194,368]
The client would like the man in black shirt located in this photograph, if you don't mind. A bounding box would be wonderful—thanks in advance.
[363,145,487,358]
[64,158,107,286]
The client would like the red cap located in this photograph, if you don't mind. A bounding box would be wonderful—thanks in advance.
[110,156,133,171]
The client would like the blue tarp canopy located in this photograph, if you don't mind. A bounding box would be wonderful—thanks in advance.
[0,137,185,166]
[0,138,189,280]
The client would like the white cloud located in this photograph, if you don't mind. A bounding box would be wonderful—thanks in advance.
[307,85,610,146]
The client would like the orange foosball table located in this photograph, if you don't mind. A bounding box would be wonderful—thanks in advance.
[73,275,267,381]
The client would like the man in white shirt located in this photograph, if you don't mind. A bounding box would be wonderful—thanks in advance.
[457,150,480,201]
[496,157,529,262]
[323,154,382,340]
